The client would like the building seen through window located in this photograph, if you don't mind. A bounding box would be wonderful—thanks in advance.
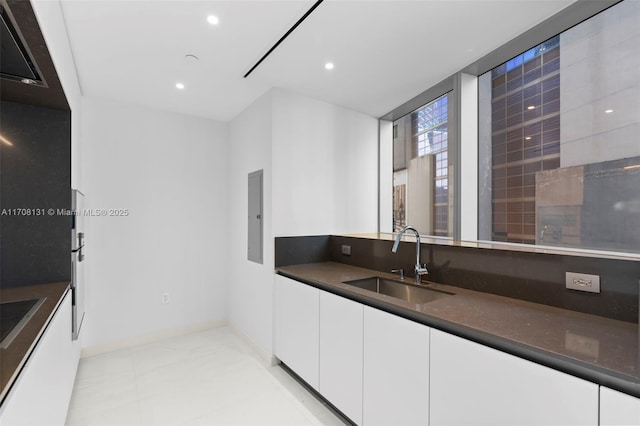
[479,0,640,253]
[487,36,561,244]
[393,94,451,236]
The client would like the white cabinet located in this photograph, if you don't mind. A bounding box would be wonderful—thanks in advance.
[600,386,640,425]
[319,291,363,425]
[0,290,78,426]
[274,274,320,389]
[274,276,609,426]
[363,306,429,426]
[430,329,598,426]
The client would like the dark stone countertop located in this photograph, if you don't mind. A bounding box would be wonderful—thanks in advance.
[0,282,71,405]
[276,262,640,398]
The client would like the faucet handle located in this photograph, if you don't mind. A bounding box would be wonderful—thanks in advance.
[415,265,429,283]
[416,264,429,274]
[391,268,405,280]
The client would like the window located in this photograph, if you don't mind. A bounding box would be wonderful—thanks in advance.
[393,94,452,236]
[478,0,640,253]
[484,36,560,244]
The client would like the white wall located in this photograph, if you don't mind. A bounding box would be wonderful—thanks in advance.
[227,89,378,356]
[31,0,83,190]
[80,96,229,350]
[272,89,378,236]
[227,91,274,355]
[459,73,478,241]
[379,120,393,233]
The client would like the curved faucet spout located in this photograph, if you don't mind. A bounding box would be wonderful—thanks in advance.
[392,225,429,284]
[392,226,420,252]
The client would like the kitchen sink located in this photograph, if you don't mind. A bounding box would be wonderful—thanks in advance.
[342,277,454,305]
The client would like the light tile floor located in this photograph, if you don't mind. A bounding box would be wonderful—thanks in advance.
[66,327,347,426]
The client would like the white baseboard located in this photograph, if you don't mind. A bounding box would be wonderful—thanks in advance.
[227,321,278,367]
[80,320,226,358]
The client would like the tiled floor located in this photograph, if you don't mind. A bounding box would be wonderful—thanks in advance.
[65,327,347,426]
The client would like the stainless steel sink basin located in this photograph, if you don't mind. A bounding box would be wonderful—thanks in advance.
[342,277,454,305]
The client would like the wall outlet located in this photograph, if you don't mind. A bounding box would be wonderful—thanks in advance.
[162,292,170,304]
[341,245,351,256]
[565,272,600,293]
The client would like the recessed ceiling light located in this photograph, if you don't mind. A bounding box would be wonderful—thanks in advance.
[324,62,334,70]
[185,54,199,63]
[207,15,219,25]
[527,105,536,110]
[525,136,532,140]
[605,109,614,114]
[176,82,185,90]
[21,78,36,85]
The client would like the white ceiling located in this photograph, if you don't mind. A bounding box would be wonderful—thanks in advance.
[60,0,576,122]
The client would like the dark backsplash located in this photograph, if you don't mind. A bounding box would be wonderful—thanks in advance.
[276,234,640,323]
[0,101,71,288]
[275,235,332,267]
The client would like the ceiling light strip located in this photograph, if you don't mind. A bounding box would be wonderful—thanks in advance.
[243,0,325,78]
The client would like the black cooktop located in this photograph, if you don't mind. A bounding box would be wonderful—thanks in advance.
[0,299,40,345]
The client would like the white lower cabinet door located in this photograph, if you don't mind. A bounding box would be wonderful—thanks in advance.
[319,291,363,425]
[0,291,77,426]
[600,386,640,425]
[363,306,429,426]
[430,329,598,426]
[273,274,320,389]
